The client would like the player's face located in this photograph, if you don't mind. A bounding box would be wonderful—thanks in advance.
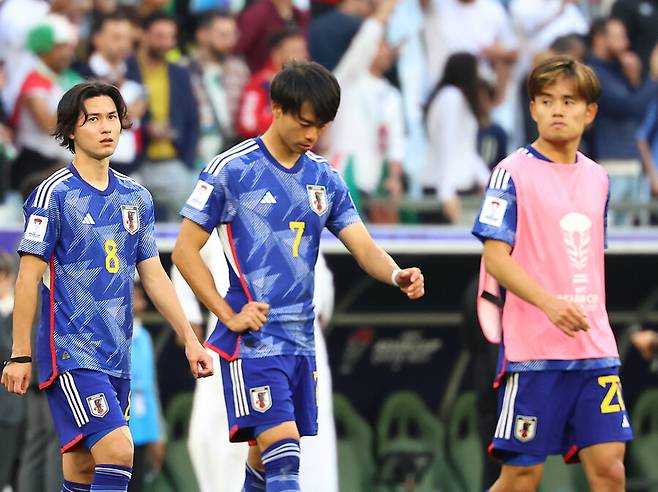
[530,77,597,146]
[273,101,327,154]
[71,95,122,160]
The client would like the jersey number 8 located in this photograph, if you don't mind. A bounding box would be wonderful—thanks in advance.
[104,239,120,273]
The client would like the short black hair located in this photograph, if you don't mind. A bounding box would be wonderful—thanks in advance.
[195,9,233,31]
[268,26,303,51]
[53,81,131,153]
[270,61,341,125]
[142,11,175,31]
[91,10,134,37]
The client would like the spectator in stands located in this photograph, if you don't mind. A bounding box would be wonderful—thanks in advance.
[508,0,589,76]
[0,63,16,202]
[427,0,518,103]
[0,0,89,120]
[587,17,658,224]
[309,0,371,71]
[76,11,147,175]
[422,52,489,224]
[631,329,658,362]
[128,281,165,492]
[0,253,23,491]
[126,12,199,220]
[237,28,307,139]
[328,0,405,222]
[611,0,658,76]
[637,96,658,198]
[235,0,309,73]
[478,79,508,171]
[9,15,80,198]
[189,10,250,166]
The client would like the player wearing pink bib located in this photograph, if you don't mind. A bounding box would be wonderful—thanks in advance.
[473,57,632,492]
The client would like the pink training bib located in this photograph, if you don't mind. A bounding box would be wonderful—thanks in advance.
[478,150,619,361]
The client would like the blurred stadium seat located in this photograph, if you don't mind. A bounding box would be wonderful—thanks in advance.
[153,392,199,492]
[446,391,482,492]
[334,393,376,492]
[628,389,658,490]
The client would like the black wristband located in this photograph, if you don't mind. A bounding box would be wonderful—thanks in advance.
[2,356,32,367]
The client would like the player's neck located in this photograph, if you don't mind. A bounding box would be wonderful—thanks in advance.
[72,154,111,190]
[531,138,579,164]
[260,129,300,169]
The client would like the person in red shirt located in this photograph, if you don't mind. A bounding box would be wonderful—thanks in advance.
[237,28,308,139]
[235,0,309,73]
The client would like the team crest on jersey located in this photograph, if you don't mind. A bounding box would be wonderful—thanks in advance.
[250,385,272,413]
[307,185,328,216]
[514,415,537,442]
[87,393,109,418]
[121,205,140,235]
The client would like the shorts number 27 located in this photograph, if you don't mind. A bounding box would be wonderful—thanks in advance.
[598,375,626,414]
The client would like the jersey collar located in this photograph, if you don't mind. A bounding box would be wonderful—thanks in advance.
[67,162,117,196]
[256,136,305,174]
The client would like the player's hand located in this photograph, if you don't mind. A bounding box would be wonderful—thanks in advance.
[631,330,658,360]
[542,297,589,337]
[185,341,214,379]
[1,360,31,395]
[226,302,270,333]
[395,267,424,299]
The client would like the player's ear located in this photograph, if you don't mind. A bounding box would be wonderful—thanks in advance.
[585,102,598,126]
[271,102,283,120]
[529,99,538,123]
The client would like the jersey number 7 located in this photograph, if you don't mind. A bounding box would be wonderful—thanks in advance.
[289,222,305,257]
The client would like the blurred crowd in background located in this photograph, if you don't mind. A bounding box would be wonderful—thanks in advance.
[1,0,658,226]
[2,1,658,491]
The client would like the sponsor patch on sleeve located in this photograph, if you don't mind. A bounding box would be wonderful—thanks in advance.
[186,180,214,210]
[478,196,508,228]
[25,214,49,242]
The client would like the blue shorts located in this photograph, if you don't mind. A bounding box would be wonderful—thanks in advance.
[491,367,633,465]
[220,355,318,442]
[44,369,131,452]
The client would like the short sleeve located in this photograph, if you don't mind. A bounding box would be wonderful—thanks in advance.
[137,190,159,262]
[637,100,658,141]
[472,170,517,247]
[326,170,361,236]
[17,189,61,262]
[180,169,237,232]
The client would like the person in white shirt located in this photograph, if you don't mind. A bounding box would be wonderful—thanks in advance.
[328,0,406,221]
[422,52,490,223]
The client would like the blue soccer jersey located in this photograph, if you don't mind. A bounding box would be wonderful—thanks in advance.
[17,164,159,388]
[181,138,361,359]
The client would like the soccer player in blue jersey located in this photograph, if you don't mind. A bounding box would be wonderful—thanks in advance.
[1,81,213,492]
[172,61,425,492]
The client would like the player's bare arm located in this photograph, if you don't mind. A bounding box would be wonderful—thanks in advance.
[1,254,47,395]
[483,239,589,336]
[337,222,424,299]
[172,218,269,333]
[136,255,213,378]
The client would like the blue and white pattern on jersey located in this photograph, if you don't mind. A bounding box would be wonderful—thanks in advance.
[181,138,361,359]
[18,164,159,387]
[472,167,517,247]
